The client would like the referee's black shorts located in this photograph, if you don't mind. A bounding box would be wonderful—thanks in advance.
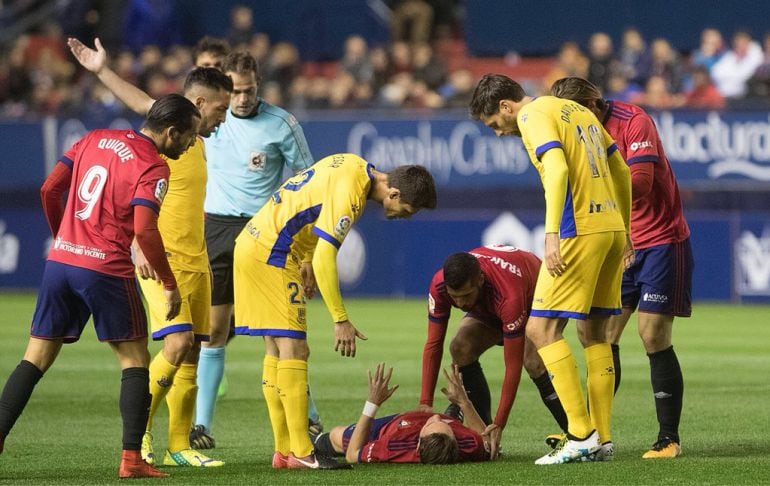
[205,214,251,306]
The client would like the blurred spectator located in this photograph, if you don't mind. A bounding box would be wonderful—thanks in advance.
[711,30,764,98]
[746,32,770,100]
[439,68,474,108]
[543,41,589,89]
[193,36,231,69]
[605,72,643,102]
[228,5,254,49]
[261,81,284,107]
[619,27,651,86]
[370,46,393,93]
[248,33,271,66]
[390,41,412,75]
[638,75,682,110]
[340,35,374,85]
[649,38,686,93]
[682,65,725,109]
[587,32,618,92]
[306,77,332,109]
[264,42,301,100]
[691,28,726,70]
[412,42,446,90]
[390,0,434,44]
[123,0,181,51]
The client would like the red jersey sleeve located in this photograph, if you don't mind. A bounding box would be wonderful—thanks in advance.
[421,270,452,407]
[132,163,170,214]
[40,162,73,236]
[624,114,660,166]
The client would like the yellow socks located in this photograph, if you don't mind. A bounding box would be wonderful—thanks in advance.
[147,351,179,431]
[166,363,197,452]
[262,355,290,455]
[586,343,614,443]
[538,339,593,439]
[277,359,312,458]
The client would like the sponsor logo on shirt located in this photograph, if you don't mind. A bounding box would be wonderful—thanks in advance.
[629,140,653,151]
[248,151,267,171]
[643,292,669,303]
[505,313,527,332]
[428,293,436,314]
[334,215,352,240]
[154,178,168,203]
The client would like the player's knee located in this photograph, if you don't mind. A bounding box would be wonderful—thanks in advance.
[449,337,476,364]
[163,332,195,364]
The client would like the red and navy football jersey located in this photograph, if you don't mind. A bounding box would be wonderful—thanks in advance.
[428,245,541,338]
[603,100,690,248]
[358,412,487,463]
[48,129,169,277]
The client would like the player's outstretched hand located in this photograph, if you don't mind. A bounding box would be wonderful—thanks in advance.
[334,320,368,357]
[544,232,566,277]
[440,364,471,406]
[367,362,398,406]
[164,287,182,321]
[417,404,433,413]
[67,37,107,74]
[482,423,502,460]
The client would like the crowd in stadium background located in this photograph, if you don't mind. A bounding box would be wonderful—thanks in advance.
[4,0,770,119]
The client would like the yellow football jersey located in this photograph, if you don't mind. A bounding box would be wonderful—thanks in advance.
[519,96,626,237]
[159,136,208,272]
[239,153,372,267]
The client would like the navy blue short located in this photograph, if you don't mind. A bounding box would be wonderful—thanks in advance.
[31,261,148,343]
[342,414,397,452]
[621,238,693,317]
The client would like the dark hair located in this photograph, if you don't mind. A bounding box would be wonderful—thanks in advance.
[418,433,459,464]
[145,93,200,134]
[387,165,437,210]
[443,252,480,289]
[469,74,526,120]
[549,77,608,112]
[193,36,230,61]
[223,51,260,77]
[183,67,234,93]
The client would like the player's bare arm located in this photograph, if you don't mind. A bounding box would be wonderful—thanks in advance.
[345,363,398,463]
[440,365,486,435]
[67,37,156,114]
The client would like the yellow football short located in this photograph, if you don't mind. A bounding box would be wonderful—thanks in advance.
[233,238,307,339]
[531,231,626,320]
[139,268,211,341]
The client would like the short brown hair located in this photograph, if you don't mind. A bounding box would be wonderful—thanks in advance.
[388,165,437,210]
[549,77,607,112]
[222,51,260,78]
[418,433,459,464]
[469,74,526,120]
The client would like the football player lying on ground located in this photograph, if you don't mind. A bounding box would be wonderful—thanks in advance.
[312,363,491,464]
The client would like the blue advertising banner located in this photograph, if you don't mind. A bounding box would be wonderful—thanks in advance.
[0,205,765,302]
[5,109,770,189]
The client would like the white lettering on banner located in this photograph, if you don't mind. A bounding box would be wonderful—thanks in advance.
[346,121,530,183]
[482,212,544,258]
[653,112,770,180]
[735,229,770,296]
[0,221,20,273]
[337,227,366,286]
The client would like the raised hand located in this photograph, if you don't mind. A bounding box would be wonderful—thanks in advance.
[367,362,398,406]
[67,37,108,74]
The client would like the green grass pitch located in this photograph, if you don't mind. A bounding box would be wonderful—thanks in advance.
[0,292,768,484]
